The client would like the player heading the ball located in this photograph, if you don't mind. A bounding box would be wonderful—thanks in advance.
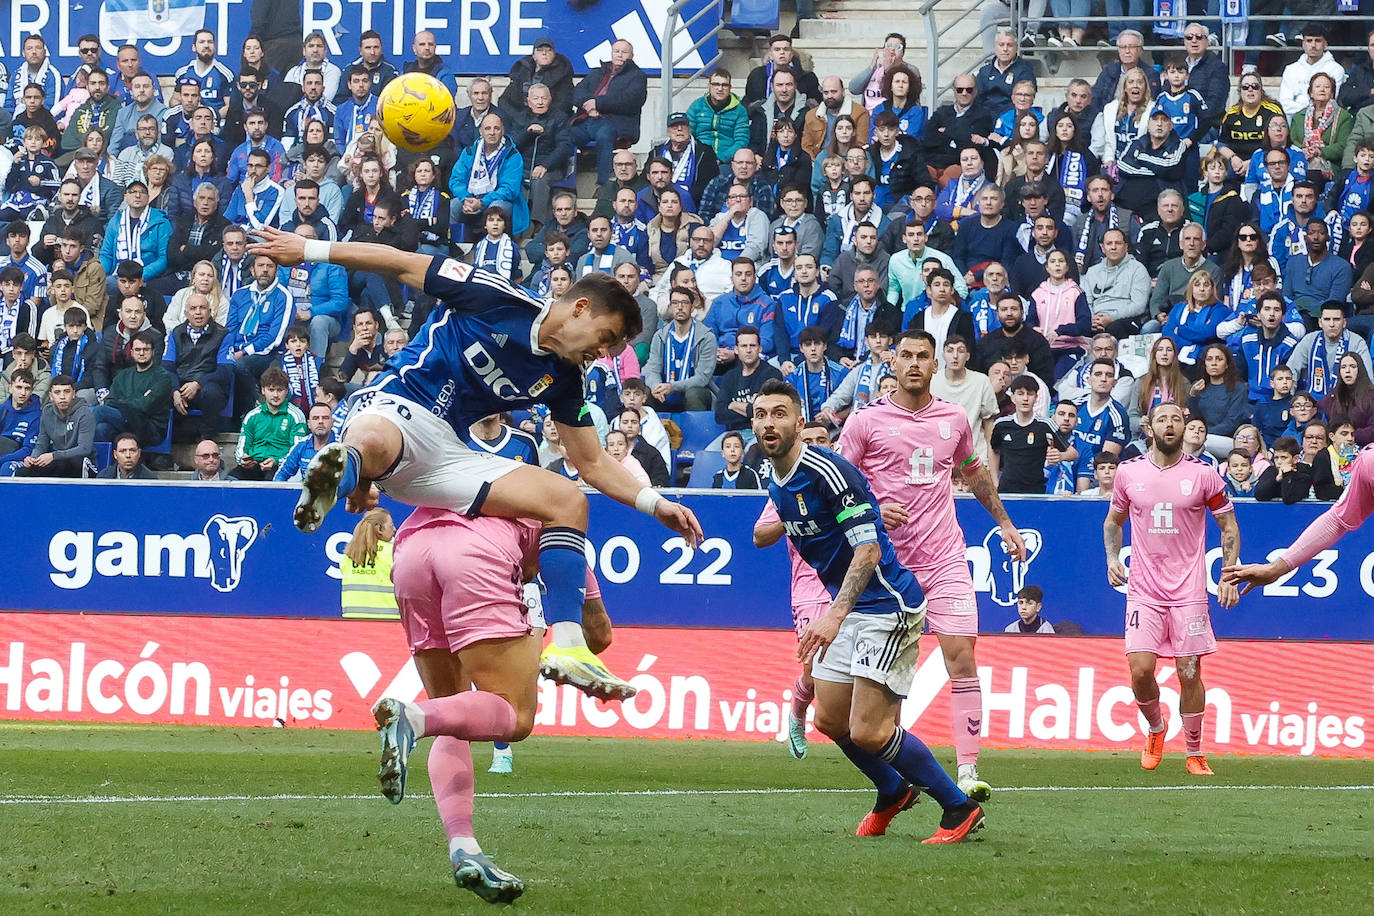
[246,227,703,701]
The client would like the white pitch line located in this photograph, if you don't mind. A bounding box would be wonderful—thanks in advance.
[1,785,1372,805]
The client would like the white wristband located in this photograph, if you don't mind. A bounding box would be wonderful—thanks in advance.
[303,240,333,263]
[634,487,664,516]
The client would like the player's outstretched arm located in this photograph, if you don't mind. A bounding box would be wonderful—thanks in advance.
[246,226,433,289]
[1104,508,1128,587]
[558,422,704,548]
[1214,509,1242,608]
[964,461,1026,561]
[798,541,877,664]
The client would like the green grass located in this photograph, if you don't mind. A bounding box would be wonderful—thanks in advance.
[1,724,1371,914]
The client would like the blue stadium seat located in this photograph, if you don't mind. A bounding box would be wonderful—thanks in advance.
[676,411,721,454]
[686,450,727,488]
[92,442,112,473]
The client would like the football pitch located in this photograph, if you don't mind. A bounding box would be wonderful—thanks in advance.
[2,725,1371,914]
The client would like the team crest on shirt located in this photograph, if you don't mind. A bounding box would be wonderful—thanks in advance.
[796,494,808,515]
[1180,479,1194,496]
[1027,432,1035,444]
[939,420,951,440]
[528,374,553,396]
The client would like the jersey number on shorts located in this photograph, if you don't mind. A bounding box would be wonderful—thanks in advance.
[1127,608,1139,629]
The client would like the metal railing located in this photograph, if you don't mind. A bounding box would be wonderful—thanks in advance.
[920,5,1372,104]
[662,0,729,119]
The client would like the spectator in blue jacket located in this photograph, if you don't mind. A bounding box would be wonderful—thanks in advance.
[279,224,349,357]
[275,401,335,482]
[449,112,530,239]
[224,149,286,230]
[0,369,41,471]
[1232,292,1302,402]
[225,109,287,186]
[704,257,780,368]
[1163,269,1229,372]
[226,254,293,416]
[99,181,171,293]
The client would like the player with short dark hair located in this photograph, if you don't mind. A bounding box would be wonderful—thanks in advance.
[1105,402,1241,775]
[752,378,984,843]
[837,329,1026,801]
[247,227,702,701]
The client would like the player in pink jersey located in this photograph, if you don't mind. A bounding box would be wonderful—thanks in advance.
[367,506,610,904]
[755,421,840,759]
[837,329,1026,802]
[1104,403,1241,776]
[1225,444,1374,592]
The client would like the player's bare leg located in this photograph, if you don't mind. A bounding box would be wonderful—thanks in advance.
[482,465,637,701]
[938,633,990,801]
[1128,651,1169,770]
[374,636,538,904]
[1176,655,1213,775]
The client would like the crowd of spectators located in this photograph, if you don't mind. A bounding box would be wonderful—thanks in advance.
[1,16,1374,505]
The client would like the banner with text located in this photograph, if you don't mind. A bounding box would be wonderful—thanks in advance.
[0,0,715,75]
[3,481,1373,639]
[0,615,1368,758]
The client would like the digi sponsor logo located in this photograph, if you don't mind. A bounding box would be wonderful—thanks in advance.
[48,515,260,592]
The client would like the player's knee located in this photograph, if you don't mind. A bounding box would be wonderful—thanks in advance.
[813,709,848,741]
[849,723,891,754]
[1176,656,1201,682]
[509,709,536,742]
[543,476,589,525]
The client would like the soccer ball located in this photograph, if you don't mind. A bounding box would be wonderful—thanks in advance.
[378,73,457,152]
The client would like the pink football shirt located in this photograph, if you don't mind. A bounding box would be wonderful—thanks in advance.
[756,501,832,606]
[837,395,980,597]
[1281,443,1374,569]
[1109,453,1233,605]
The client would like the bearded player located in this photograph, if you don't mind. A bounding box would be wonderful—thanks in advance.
[753,379,984,843]
[754,421,839,760]
[836,330,1025,801]
[1104,402,1241,775]
[1224,444,1374,592]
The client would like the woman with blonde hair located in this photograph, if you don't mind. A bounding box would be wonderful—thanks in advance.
[1090,67,1152,177]
[1161,269,1228,370]
[165,260,230,327]
[341,507,399,620]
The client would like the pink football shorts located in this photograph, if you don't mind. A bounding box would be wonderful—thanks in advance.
[924,593,979,638]
[1124,600,1217,659]
[392,518,532,654]
[792,600,828,640]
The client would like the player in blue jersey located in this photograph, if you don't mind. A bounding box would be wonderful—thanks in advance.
[247,228,704,701]
[751,379,985,843]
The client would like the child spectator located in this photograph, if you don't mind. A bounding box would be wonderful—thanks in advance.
[1311,420,1358,500]
[470,206,521,284]
[615,406,670,486]
[1080,452,1119,498]
[615,378,670,467]
[789,326,847,421]
[231,366,305,480]
[991,374,1060,493]
[280,323,320,414]
[712,430,763,489]
[1152,55,1206,185]
[528,233,570,299]
[1255,435,1313,503]
[48,308,104,405]
[0,266,39,361]
[1183,416,1220,468]
[1255,364,1295,444]
[36,270,85,352]
[604,428,650,486]
[816,321,895,426]
[1224,449,1257,497]
[1,126,60,220]
[0,368,41,470]
[1280,391,1323,441]
[0,333,51,404]
[1004,585,1054,634]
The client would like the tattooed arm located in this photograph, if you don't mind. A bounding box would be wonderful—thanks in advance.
[1104,507,1127,587]
[797,541,878,664]
[965,461,1026,561]
[1214,509,1241,608]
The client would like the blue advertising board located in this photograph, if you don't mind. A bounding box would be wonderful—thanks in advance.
[0,0,716,76]
[2,480,1372,640]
